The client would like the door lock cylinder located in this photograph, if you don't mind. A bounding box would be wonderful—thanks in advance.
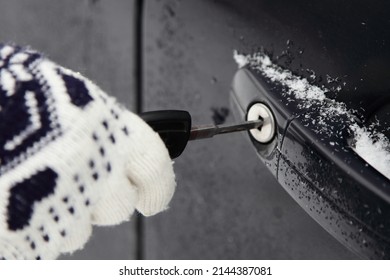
[246,103,276,143]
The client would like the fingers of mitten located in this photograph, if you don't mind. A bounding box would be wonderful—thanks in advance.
[58,216,92,255]
[90,176,137,226]
[124,113,176,216]
[0,237,29,259]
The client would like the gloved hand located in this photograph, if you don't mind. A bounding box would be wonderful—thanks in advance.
[0,44,176,259]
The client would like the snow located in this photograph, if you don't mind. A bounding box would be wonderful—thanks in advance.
[234,50,390,181]
[233,50,249,68]
[351,124,390,179]
[234,51,327,104]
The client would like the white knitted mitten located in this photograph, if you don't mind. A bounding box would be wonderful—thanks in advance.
[0,44,175,259]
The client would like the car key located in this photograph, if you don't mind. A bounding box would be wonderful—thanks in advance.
[140,110,263,159]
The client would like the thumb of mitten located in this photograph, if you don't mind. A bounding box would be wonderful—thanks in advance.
[124,112,176,216]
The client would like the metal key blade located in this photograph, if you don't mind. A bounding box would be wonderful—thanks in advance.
[189,119,263,140]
